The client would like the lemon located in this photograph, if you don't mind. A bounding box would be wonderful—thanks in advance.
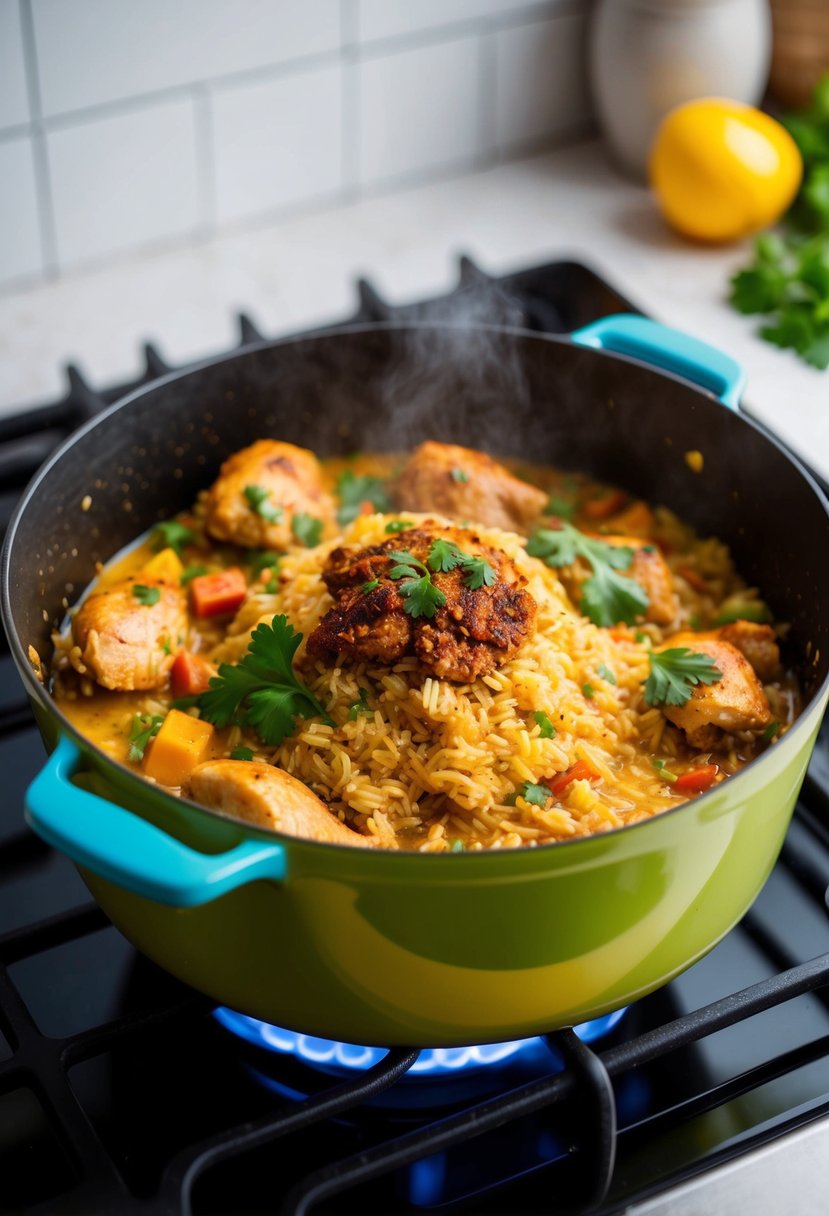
[648,98,803,243]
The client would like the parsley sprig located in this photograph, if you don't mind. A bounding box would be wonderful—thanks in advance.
[527,523,649,626]
[644,648,723,708]
[127,713,164,762]
[335,471,391,525]
[188,615,330,746]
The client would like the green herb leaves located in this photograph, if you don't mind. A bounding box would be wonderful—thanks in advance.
[532,710,556,738]
[527,523,649,626]
[348,687,371,719]
[513,781,552,807]
[335,471,391,525]
[244,484,283,523]
[644,647,723,708]
[192,615,330,747]
[152,520,195,556]
[451,467,469,483]
[291,513,323,547]
[132,584,161,606]
[425,539,496,589]
[127,713,164,761]
[385,539,498,619]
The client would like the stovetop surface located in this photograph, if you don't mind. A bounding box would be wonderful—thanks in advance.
[1,258,829,1216]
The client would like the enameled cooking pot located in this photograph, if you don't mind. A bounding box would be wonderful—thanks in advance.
[3,315,828,1047]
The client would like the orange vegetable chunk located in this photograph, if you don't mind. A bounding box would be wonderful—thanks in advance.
[170,651,214,698]
[142,547,184,582]
[143,708,214,786]
[189,568,246,618]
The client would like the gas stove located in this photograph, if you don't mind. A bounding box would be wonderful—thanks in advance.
[1,257,829,1215]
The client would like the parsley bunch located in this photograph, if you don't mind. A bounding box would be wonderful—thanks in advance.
[526,524,649,627]
[644,648,723,707]
[187,615,330,746]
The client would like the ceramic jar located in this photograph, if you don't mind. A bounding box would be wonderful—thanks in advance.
[589,0,772,179]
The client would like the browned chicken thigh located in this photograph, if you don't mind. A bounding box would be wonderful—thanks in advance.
[675,621,782,683]
[658,637,772,749]
[395,441,547,534]
[558,533,680,626]
[204,439,334,550]
[308,525,537,682]
[72,575,187,691]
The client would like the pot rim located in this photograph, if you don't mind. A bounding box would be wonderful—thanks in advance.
[4,320,829,862]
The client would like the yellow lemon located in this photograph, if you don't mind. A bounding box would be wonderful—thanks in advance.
[649,98,803,243]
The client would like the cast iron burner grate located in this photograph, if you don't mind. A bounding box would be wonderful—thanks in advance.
[1,256,829,1216]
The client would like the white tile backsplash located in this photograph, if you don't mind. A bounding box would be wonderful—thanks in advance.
[1,0,593,290]
[48,98,201,270]
[358,35,484,189]
[212,63,344,225]
[0,0,30,130]
[0,136,43,285]
[32,0,342,117]
[493,11,591,152]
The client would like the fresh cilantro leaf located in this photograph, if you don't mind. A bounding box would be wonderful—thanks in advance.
[127,713,164,762]
[459,554,496,589]
[230,746,254,761]
[544,495,576,520]
[194,615,330,746]
[291,513,323,547]
[348,687,371,720]
[335,471,391,525]
[644,648,723,708]
[132,584,160,606]
[244,485,283,524]
[597,663,617,685]
[362,578,380,595]
[152,520,195,556]
[385,519,413,533]
[248,551,281,578]
[451,467,469,483]
[180,564,209,586]
[450,839,465,852]
[514,781,552,807]
[533,710,556,738]
[527,523,648,627]
[426,540,496,589]
[398,575,446,619]
[582,683,595,699]
[427,539,466,573]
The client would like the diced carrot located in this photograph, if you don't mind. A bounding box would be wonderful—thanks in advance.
[142,547,184,582]
[143,709,214,786]
[550,757,602,796]
[583,488,628,520]
[677,564,709,594]
[189,568,246,618]
[674,764,719,793]
[359,500,375,516]
[170,651,215,698]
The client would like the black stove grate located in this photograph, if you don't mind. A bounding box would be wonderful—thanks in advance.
[1,256,829,1216]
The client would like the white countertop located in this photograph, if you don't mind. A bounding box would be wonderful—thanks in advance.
[1,137,827,480]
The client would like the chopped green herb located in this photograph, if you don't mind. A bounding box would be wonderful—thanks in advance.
[513,781,553,807]
[582,682,595,699]
[335,470,391,525]
[244,484,283,524]
[291,513,323,547]
[348,688,371,720]
[451,467,469,483]
[132,584,160,606]
[644,648,723,708]
[247,551,281,578]
[362,578,380,595]
[532,710,556,738]
[385,519,414,533]
[450,839,465,853]
[386,549,447,619]
[652,758,678,783]
[127,713,164,762]
[635,630,648,644]
[180,564,209,586]
[152,519,195,556]
[160,636,172,656]
[190,614,331,747]
[230,747,254,761]
[544,495,576,520]
[762,721,781,742]
[425,539,497,589]
[597,663,617,685]
[264,574,279,594]
[527,523,649,627]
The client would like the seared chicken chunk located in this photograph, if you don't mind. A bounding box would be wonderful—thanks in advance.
[308,525,537,683]
[670,622,781,683]
[189,760,377,847]
[659,637,772,749]
[204,439,334,550]
[72,576,187,691]
[395,442,547,534]
[558,533,679,626]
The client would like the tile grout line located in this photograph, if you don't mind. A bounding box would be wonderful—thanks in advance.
[17,0,58,277]
[192,84,217,237]
[340,0,361,198]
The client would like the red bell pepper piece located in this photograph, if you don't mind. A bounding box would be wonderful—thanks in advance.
[674,764,719,793]
[550,757,602,796]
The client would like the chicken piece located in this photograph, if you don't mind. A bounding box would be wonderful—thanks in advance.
[395,442,547,534]
[659,638,772,749]
[670,622,781,683]
[558,533,679,626]
[72,576,187,692]
[204,439,334,550]
[189,760,378,847]
[307,525,537,683]
[601,500,655,539]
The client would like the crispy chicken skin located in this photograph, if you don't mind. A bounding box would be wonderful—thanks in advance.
[659,637,772,749]
[72,576,187,691]
[558,533,679,626]
[307,525,537,682]
[189,761,378,847]
[395,441,548,534]
[670,622,782,684]
[204,439,334,550]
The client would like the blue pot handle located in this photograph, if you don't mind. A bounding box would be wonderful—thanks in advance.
[25,736,286,907]
[571,314,745,410]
